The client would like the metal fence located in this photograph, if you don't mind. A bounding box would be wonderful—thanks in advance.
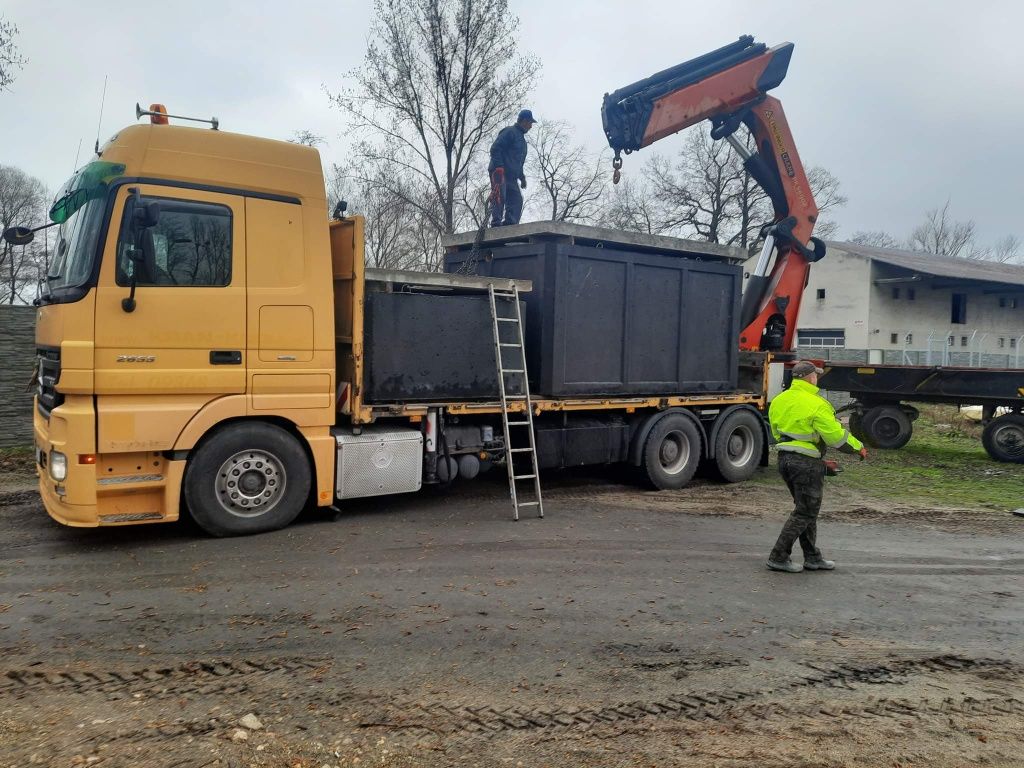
[800,328,1024,370]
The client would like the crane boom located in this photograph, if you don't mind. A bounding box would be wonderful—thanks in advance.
[602,36,825,352]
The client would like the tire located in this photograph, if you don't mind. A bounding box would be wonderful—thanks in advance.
[982,413,1024,463]
[184,422,311,537]
[861,405,913,450]
[710,409,765,483]
[642,413,701,490]
[848,411,865,442]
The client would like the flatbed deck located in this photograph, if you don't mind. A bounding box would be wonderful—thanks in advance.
[820,362,1024,408]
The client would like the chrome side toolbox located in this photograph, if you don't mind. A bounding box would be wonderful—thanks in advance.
[333,427,423,500]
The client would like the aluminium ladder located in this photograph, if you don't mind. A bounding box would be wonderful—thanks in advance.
[487,284,544,521]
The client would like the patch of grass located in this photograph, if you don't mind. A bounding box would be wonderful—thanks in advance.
[754,405,1024,510]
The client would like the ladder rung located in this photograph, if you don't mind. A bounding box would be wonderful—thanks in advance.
[517,501,541,507]
[495,317,519,322]
[499,343,521,347]
[504,394,528,400]
[508,447,533,453]
[506,421,531,426]
[513,474,536,480]
[501,369,525,374]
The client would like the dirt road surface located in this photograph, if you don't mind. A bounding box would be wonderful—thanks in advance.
[2,468,1023,767]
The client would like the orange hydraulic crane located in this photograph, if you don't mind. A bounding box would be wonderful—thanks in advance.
[602,35,825,352]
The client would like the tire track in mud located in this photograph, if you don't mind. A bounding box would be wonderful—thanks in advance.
[0,657,329,700]
[357,654,1024,738]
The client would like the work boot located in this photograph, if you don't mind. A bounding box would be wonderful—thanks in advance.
[803,558,836,571]
[766,559,803,573]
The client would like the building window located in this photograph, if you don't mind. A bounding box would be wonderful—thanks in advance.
[1013,338,1019,350]
[961,336,968,347]
[797,329,845,348]
[999,338,1006,348]
[816,288,826,300]
[905,333,913,344]
[950,293,967,324]
[999,297,1007,308]
[890,333,898,344]
[908,288,916,300]
[892,287,900,300]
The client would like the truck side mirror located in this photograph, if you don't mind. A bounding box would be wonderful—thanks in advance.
[2,226,35,246]
[134,201,161,228]
[122,198,162,313]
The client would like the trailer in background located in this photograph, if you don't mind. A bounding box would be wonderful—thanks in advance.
[818,363,1024,463]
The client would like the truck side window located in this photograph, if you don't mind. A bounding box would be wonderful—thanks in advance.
[116,196,232,287]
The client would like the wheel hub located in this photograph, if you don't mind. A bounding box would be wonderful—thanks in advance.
[659,431,689,474]
[215,450,286,518]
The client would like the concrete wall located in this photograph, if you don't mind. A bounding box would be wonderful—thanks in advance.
[0,305,36,448]
[797,250,874,348]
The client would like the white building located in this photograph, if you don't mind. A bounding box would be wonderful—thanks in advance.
[747,242,1024,367]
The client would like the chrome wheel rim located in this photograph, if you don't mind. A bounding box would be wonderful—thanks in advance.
[215,449,286,518]
[724,424,755,468]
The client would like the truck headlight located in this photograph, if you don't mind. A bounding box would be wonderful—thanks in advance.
[49,451,68,482]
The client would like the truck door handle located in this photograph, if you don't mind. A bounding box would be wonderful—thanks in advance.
[210,350,242,365]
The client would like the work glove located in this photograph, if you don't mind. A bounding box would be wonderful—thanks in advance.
[858,446,869,461]
[824,459,841,476]
[519,176,527,189]
[490,168,505,203]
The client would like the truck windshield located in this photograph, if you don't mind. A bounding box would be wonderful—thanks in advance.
[44,160,125,296]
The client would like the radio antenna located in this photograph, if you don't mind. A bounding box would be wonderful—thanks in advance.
[72,138,83,173]
[94,74,108,155]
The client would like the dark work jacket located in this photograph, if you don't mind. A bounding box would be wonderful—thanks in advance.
[488,124,528,180]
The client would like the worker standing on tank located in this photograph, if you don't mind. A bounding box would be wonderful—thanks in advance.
[766,361,868,573]
[488,109,536,227]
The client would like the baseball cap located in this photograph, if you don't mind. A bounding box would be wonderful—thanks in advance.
[518,109,538,124]
[792,360,825,378]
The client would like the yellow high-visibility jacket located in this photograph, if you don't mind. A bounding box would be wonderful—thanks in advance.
[768,379,863,458]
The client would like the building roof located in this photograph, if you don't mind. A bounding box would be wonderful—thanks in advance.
[831,241,1024,288]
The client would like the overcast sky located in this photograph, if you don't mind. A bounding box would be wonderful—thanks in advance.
[3,0,1021,246]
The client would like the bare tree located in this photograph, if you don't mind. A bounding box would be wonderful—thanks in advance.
[290,130,325,148]
[605,127,847,249]
[646,129,743,243]
[330,0,540,242]
[0,165,48,303]
[805,166,847,240]
[907,200,977,258]
[526,121,607,222]
[849,230,901,249]
[600,178,662,234]
[0,16,25,92]
[984,234,1022,264]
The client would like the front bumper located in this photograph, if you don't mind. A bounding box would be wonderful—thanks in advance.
[34,396,185,527]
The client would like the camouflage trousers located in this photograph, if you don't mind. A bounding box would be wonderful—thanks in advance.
[769,451,825,563]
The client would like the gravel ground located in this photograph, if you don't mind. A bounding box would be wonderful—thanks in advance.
[1,467,1023,767]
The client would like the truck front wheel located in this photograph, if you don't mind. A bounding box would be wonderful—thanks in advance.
[642,413,701,490]
[184,422,311,537]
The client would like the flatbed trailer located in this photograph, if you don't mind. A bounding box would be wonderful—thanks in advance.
[818,362,1024,462]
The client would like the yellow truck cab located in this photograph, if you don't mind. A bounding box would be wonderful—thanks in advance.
[22,110,773,536]
[33,121,339,533]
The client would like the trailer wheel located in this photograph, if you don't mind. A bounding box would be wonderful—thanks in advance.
[861,405,913,450]
[711,410,764,483]
[184,422,310,537]
[642,413,701,490]
[982,413,1024,463]
[848,412,865,442]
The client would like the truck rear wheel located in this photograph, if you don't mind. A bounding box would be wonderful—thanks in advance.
[861,405,913,450]
[711,409,764,483]
[982,413,1024,463]
[642,413,701,490]
[184,422,311,537]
